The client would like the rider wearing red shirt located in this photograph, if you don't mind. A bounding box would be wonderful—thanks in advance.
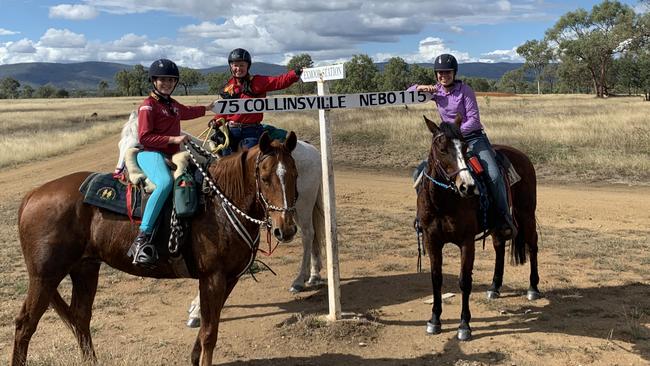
[212,48,302,154]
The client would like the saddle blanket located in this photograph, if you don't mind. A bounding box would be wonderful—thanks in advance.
[79,173,144,217]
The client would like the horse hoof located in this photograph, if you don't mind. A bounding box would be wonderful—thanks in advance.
[306,276,324,287]
[527,290,541,301]
[289,285,304,294]
[457,328,472,341]
[486,290,500,300]
[426,321,441,335]
[186,317,200,328]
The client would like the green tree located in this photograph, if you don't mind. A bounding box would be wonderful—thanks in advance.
[331,54,378,93]
[286,53,314,95]
[463,77,492,92]
[556,56,594,93]
[130,64,149,96]
[35,84,57,98]
[545,0,639,97]
[114,69,131,96]
[55,88,70,98]
[408,64,436,87]
[1,77,21,99]
[179,67,203,96]
[21,85,34,99]
[205,72,230,95]
[97,80,109,97]
[517,39,553,94]
[376,57,410,91]
[498,68,526,93]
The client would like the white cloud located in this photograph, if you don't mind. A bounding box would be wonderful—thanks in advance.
[7,39,36,53]
[49,4,99,20]
[480,47,523,62]
[0,28,19,36]
[2,0,552,67]
[39,29,87,48]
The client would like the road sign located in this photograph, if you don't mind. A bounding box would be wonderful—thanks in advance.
[300,64,345,82]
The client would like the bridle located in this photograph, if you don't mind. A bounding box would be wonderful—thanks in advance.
[423,133,470,194]
[254,151,297,222]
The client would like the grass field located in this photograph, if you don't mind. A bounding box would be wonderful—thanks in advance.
[1,94,648,184]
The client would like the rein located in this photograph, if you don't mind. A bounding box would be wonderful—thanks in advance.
[184,140,296,277]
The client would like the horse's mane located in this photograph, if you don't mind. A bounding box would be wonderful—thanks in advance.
[439,121,463,141]
[211,150,250,202]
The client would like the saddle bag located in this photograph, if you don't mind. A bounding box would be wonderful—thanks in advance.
[174,172,198,218]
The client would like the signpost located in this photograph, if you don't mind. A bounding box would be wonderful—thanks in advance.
[211,65,429,321]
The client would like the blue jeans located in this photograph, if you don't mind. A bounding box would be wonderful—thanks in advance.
[222,124,264,156]
[137,151,173,233]
[466,132,511,223]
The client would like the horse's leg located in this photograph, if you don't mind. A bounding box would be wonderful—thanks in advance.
[457,241,475,341]
[307,232,323,286]
[522,215,541,300]
[487,235,505,299]
[191,273,231,366]
[426,243,443,335]
[187,291,202,328]
[12,276,63,366]
[289,202,314,293]
[69,261,101,361]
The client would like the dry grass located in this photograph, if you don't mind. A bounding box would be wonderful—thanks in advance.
[1,94,649,184]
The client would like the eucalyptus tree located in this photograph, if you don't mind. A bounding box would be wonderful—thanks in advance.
[517,39,553,94]
[545,0,639,97]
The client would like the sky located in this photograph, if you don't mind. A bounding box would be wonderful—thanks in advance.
[0,0,646,68]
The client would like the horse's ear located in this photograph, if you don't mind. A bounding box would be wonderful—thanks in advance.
[423,115,439,134]
[259,131,272,155]
[284,131,297,153]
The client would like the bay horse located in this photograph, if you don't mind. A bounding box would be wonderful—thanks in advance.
[416,116,540,341]
[12,132,299,366]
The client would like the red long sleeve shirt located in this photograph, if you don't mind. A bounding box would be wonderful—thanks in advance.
[138,95,206,156]
[216,70,300,125]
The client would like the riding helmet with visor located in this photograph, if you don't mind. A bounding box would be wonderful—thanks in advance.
[148,58,179,81]
[433,54,458,75]
[228,48,252,66]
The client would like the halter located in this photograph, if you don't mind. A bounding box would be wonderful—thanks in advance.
[254,152,297,219]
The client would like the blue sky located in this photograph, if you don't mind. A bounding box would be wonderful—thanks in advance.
[0,0,645,68]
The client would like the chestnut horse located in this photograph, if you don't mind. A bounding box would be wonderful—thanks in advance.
[12,132,299,366]
[416,116,540,341]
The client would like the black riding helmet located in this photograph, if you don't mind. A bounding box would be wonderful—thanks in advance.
[434,54,458,75]
[228,48,252,66]
[148,58,180,81]
[148,58,179,97]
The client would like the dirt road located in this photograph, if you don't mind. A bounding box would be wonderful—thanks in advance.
[1,131,648,365]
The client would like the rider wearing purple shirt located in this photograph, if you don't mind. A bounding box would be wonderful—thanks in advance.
[410,53,517,240]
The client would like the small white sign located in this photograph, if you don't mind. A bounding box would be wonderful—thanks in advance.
[301,64,345,83]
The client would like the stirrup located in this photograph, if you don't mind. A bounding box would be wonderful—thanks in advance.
[127,235,158,268]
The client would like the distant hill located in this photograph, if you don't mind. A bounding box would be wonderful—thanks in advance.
[0,61,524,91]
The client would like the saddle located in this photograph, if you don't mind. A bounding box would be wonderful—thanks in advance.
[79,151,201,277]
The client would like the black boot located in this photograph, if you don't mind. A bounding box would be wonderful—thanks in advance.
[127,231,158,268]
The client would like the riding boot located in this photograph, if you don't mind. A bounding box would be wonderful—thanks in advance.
[127,231,158,268]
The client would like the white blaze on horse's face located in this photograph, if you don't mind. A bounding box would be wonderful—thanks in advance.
[276,161,289,214]
[452,138,476,197]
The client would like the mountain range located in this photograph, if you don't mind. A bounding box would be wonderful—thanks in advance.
[0,61,524,91]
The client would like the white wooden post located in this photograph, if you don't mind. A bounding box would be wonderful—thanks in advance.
[316,79,342,321]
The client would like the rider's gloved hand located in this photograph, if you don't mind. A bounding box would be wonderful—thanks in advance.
[209,117,226,128]
[293,66,303,77]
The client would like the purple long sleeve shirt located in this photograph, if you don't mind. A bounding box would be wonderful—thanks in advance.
[408,81,483,136]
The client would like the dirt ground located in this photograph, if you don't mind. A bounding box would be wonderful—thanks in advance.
[1,131,649,366]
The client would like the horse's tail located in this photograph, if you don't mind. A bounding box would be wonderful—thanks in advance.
[511,223,527,265]
[49,290,77,335]
[312,184,326,257]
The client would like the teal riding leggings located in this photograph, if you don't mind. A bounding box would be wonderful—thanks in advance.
[136,151,173,233]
